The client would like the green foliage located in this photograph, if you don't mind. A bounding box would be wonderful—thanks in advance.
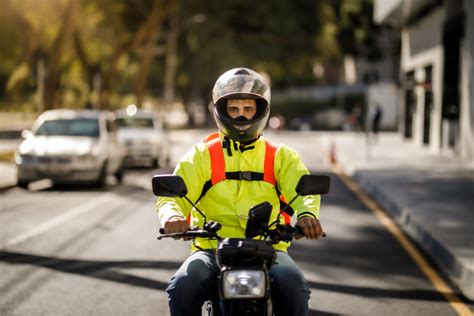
[6,63,33,93]
[332,0,382,59]
[0,0,382,113]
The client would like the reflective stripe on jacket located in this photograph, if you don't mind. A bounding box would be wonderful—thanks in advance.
[156,132,320,252]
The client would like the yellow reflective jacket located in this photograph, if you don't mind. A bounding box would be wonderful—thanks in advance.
[156,133,320,252]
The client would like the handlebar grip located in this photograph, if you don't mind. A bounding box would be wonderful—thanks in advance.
[293,225,304,235]
[294,225,327,237]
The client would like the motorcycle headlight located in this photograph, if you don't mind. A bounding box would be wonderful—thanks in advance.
[222,270,266,299]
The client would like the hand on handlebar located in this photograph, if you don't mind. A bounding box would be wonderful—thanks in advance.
[163,217,189,240]
[295,217,324,240]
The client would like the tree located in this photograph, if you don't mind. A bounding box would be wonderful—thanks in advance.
[0,0,383,113]
[43,0,79,109]
[176,0,323,104]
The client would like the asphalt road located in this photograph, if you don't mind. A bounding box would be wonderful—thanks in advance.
[0,130,464,315]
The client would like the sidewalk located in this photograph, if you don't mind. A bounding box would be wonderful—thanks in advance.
[0,138,19,190]
[0,161,16,190]
[321,132,474,301]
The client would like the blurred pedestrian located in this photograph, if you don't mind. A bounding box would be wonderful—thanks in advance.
[346,103,364,132]
[371,104,383,140]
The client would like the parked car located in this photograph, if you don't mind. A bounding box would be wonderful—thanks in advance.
[114,109,170,168]
[15,109,126,188]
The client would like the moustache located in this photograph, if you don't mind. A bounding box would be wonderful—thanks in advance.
[233,116,250,122]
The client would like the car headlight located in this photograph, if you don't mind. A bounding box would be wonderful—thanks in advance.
[77,153,99,163]
[15,152,23,165]
[222,270,266,299]
[16,153,37,164]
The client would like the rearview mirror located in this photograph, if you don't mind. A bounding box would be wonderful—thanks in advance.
[296,175,330,196]
[245,202,272,238]
[152,175,188,197]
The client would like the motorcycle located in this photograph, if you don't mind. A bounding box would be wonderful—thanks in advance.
[152,174,330,315]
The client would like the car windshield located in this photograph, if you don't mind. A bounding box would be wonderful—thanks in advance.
[115,117,154,128]
[35,119,100,137]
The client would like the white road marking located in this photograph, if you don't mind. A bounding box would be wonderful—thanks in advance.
[4,193,116,247]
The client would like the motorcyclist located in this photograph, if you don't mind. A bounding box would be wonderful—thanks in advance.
[157,67,324,315]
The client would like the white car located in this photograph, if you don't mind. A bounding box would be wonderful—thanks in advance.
[15,109,126,188]
[114,110,170,168]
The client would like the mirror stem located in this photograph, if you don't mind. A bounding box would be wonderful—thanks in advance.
[281,194,298,214]
[183,196,207,223]
[276,194,299,223]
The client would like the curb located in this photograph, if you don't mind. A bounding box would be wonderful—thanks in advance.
[0,183,17,192]
[0,161,17,192]
[353,171,474,301]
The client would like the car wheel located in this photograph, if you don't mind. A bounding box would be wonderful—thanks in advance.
[95,162,107,188]
[115,165,124,183]
[17,180,29,189]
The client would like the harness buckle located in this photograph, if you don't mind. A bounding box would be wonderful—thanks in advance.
[240,171,252,181]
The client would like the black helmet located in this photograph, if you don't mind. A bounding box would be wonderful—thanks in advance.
[212,68,270,143]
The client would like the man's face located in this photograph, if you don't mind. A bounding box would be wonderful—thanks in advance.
[226,99,257,120]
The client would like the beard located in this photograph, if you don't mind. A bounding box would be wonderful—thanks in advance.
[233,116,250,122]
[233,116,251,131]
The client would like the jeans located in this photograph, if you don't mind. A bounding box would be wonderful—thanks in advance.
[167,250,310,316]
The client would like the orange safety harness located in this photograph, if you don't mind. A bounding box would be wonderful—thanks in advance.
[190,132,293,224]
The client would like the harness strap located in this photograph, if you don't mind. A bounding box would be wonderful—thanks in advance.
[226,171,264,181]
[197,171,265,202]
[195,133,293,224]
[203,132,220,142]
[208,136,278,186]
[263,140,277,185]
[208,137,226,185]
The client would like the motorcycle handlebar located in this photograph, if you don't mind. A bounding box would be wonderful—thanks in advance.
[272,224,326,242]
[293,225,327,238]
[158,225,325,241]
[157,229,219,240]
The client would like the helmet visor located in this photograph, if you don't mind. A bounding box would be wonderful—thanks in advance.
[212,73,270,105]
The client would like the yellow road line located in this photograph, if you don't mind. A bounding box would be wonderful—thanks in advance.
[332,165,473,316]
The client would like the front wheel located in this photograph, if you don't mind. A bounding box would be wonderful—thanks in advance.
[158,154,170,168]
[115,165,124,183]
[17,180,29,189]
[95,161,107,188]
[151,158,159,169]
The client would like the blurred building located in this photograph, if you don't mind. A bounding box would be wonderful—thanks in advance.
[351,25,402,132]
[375,0,474,162]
